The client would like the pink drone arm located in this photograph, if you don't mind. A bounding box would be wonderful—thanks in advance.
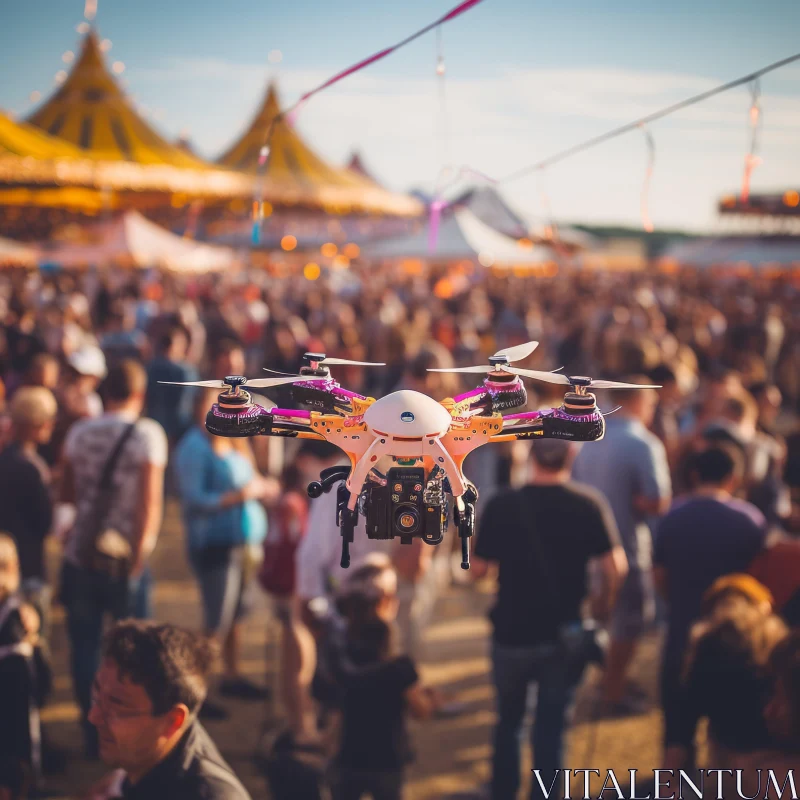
[453,386,486,404]
[501,410,544,422]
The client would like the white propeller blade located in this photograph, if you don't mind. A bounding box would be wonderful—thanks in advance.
[494,340,539,363]
[159,376,305,389]
[262,367,302,376]
[158,379,229,388]
[246,376,309,388]
[427,365,497,374]
[320,357,386,367]
[589,380,661,390]
[506,367,572,385]
[427,340,539,376]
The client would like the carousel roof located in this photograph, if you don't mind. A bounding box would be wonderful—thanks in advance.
[27,31,208,168]
[0,111,85,160]
[217,82,421,216]
[1,31,250,198]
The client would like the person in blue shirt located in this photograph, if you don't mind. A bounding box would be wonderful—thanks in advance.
[572,377,672,715]
[174,389,275,706]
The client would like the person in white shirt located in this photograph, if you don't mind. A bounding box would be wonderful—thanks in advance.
[59,359,167,758]
[281,443,391,746]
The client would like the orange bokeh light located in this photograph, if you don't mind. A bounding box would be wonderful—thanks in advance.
[321,242,338,258]
[433,278,453,298]
[303,263,321,280]
[332,254,350,269]
[517,237,533,250]
[281,235,297,251]
[401,258,423,276]
[784,190,800,208]
[343,243,360,259]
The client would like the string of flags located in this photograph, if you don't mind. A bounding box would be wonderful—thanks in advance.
[426,48,800,251]
[251,0,487,243]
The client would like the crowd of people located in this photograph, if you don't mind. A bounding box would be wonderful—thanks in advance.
[0,259,798,799]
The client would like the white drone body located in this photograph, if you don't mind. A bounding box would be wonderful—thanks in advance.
[346,389,469,505]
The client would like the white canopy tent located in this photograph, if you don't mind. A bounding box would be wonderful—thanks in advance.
[453,208,555,266]
[37,211,239,273]
[363,207,555,266]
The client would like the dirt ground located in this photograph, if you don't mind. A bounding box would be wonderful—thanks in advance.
[39,499,664,799]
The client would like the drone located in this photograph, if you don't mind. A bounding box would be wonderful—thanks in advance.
[161,344,659,570]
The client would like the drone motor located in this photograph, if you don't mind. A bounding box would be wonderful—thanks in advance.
[562,391,598,414]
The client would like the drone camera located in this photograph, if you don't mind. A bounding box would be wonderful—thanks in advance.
[363,467,446,545]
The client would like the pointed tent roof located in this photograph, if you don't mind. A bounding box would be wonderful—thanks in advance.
[217,83,421,216]
[0,111,85,160]
[346,151,380,185]
[27,31,209,169]
[451,186,529,238]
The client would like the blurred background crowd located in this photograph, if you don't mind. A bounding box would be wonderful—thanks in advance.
[0,260,799,799]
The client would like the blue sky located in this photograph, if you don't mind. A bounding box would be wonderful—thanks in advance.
[2,0,800,231]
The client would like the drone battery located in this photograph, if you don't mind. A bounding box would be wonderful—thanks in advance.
[365,484,393,540]
[423,504,445,544]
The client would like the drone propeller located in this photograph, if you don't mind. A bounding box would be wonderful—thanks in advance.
[303,352,385,368]
[427,340,540,376]
[504,368,661,391]
[159,375,306,390]
[319,357,385,367]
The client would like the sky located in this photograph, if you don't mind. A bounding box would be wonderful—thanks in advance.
[2,0,800,232]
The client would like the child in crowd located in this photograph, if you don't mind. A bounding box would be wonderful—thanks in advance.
[328,555,444,800]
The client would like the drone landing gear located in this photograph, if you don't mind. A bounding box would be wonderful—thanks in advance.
[454,483,478,570]
[339,505,357,569]
[307,466,355,568]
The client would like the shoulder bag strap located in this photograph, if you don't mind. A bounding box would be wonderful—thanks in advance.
[79,422,138,564]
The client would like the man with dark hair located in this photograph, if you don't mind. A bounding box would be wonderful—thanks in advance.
[60,359,167,757]
[654,443,768,770]
[145,324,198,444]
[87,620,251,799]
[471,439,627,800]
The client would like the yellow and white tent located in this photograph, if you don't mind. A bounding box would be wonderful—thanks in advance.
[28,30,207,168]
[217,83,421,217]
[1,31,250,199]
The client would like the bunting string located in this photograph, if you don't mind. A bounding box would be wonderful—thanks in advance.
[740,79,762,204]
[251,0,487,242]
[422,49,800,252]
[640,124,656,233]
[498,50,800,184]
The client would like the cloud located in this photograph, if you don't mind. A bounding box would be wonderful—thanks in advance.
[127,57,800,229]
